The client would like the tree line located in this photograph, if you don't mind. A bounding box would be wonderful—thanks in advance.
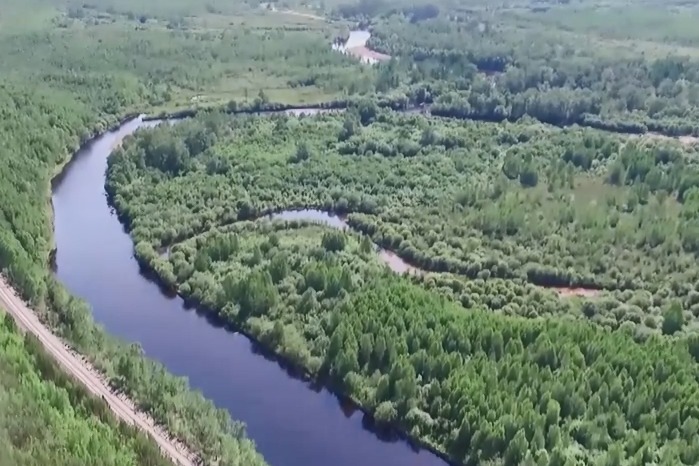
[0,0,378,462]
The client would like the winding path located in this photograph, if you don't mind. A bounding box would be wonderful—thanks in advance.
[0,275,196,466]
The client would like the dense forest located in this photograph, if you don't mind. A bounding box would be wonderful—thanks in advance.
[0,83,266,466]
[104,216,699,465]
[107,105,699,463]
[107,108,699,336]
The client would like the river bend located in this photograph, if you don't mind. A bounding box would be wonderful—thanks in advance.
[51,116,447,466]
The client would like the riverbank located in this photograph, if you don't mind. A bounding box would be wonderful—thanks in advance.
[44,115,268,466]
[12,112,198,465]
[142,100,349,122]
[62,117,447,466]
[48,113,141,267]
[132,202,605,298]
[102,180,461,464]
[104,101,691,465]
[143,97,699,142]
[131,27,699,142]
[113,201,602,466]
[0,275,197,466]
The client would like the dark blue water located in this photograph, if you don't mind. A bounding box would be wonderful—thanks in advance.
[51,116,446,466]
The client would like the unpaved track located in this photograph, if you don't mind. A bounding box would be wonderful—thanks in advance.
[0,276,196,466]
[279,9,326,21]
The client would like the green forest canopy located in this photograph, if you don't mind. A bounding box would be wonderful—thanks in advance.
[106,104,699,465]
[0,0,369,464]
[108,109,699,336]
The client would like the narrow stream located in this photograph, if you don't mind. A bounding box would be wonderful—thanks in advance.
[51,116,448,466]
[332,30,391,64]
[270,209,423,275]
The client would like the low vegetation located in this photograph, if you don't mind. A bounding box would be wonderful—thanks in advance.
[325,0,699,135]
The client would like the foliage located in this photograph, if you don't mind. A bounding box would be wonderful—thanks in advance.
[7,0,699,464]
[329,279,699,466]
[108,109,699,335]
[355,2,699,135]
[0,83,263,466]
[88,209,699,465]
[1,3,371,112]
[108,106,699,464]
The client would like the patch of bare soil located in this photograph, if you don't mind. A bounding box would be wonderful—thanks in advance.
[551,286,602,298]
[261,4,326,21]
[678,135,699,146]
[377,250,424,276]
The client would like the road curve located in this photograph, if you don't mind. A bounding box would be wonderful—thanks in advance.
[0,276,196,466]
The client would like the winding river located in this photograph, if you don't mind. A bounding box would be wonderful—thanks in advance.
[51,116,448,466]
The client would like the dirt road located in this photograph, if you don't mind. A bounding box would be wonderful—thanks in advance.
[279,8,326,21]
[0,276,196,466]
[261,3,326,21]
